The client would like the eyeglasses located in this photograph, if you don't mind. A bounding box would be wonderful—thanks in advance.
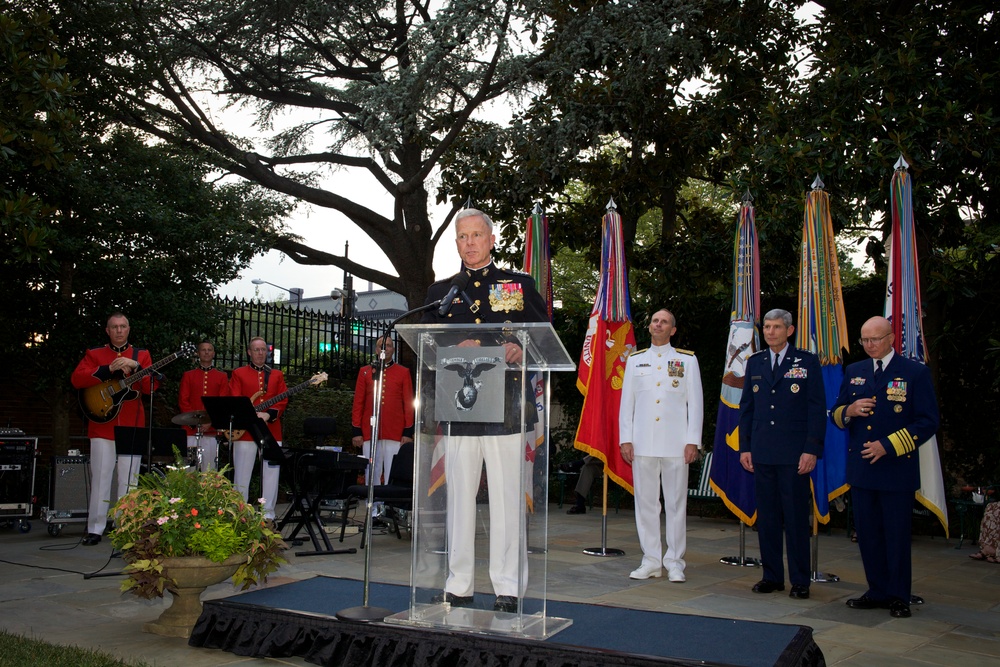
[858,333,892,346]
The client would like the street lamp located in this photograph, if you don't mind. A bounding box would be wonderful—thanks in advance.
[251,278,303,307]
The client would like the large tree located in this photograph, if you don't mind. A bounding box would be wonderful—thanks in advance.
[44,0,553,308]
[0,8,77,263]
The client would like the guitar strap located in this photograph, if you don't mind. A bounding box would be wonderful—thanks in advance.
[262,367,271,394]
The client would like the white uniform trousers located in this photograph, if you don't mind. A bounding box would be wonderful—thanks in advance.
[87,438,142,535]
[233,440,282,520]
[632,454,689,571]
[362,439,401,485]
[186,435,219,472]
[444,432,525,598]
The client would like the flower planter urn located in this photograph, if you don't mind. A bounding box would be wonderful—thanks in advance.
[142,553,245,638]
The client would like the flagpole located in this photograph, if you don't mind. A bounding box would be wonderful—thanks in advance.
[583,472,625,557]
[796,174,847,586]
[575,197,634,558]
[720,522,761,567]
[716,190,762,568]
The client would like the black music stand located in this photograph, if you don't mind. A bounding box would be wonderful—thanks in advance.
[113,426,186,466]
[278,449,366,557]
[201,396,284,463]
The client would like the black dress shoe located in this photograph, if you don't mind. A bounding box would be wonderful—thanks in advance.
[752,580,785,594]
[81,533,102,546]
[431,592,474,607]
[846,594,888,610]
[494,595,518,613]
[566,505,586,515]
[789,585,810,599]
[889,599,911,618]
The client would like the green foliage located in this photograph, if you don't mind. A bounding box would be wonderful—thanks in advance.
[0,8,78,264]
[110,456,286,599]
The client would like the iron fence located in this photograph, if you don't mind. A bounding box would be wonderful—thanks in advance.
[214,297,395,385]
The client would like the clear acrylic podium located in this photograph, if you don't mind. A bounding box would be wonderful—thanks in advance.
[385,322,575,639]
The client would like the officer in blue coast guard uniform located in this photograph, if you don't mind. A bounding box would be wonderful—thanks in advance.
[421,208,548,615]
[831,316,940,619]
[738,308,825,600]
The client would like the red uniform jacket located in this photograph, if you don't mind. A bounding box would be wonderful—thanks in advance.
[229,365,287,441]
[351,362,415,442]
[179,366,230,436]
[71,344,155,440]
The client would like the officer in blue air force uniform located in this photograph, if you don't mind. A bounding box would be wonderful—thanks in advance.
[738,309,825,600]
[831,316,940,619]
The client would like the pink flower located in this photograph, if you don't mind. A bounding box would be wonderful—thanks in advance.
[190,508,199,516]
[156,517,169,525]
[194,522,201,529]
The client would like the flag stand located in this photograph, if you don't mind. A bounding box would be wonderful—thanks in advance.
[719,521,760,566]
[809,516,839,583]
[583,475,625,557]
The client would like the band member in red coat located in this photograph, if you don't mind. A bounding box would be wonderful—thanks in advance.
[229,336,287,520]
[71,312,156,545]
[352,335,415,484]
[178,340,229,471]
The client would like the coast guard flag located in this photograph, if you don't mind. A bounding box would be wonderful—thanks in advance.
[574,199,636,493]
[886,156,948,536]
[709,194,759,524]
[796,177,849,523]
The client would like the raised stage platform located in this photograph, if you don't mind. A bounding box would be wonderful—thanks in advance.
[189,576,824,666]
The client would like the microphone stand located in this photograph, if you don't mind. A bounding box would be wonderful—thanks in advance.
[337,297,455,623]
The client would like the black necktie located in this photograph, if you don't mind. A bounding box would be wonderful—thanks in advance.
[772,353,780,374]
[874,359,883,383]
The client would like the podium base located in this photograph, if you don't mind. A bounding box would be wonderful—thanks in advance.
[810,571,840,583]
[582,547,625,557]
[385,603,572,640]
[336,605,393,622]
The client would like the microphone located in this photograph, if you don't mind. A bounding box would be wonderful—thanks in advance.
[436,271,472,316]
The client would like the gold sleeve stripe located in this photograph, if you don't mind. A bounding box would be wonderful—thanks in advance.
[832,405,848,428]
[887,429,917,456]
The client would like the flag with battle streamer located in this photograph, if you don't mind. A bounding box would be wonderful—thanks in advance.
[522,203,553,511]
[573,199,636,493]
[709,192,760,524]
[796,176,849,523]
[886,155,948,536]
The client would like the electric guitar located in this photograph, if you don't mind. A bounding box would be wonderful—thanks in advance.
[223,372,328,440]
[78,343,197,423]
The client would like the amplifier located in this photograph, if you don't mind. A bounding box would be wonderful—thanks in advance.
[0,437,37,517]
[50,456,91,519]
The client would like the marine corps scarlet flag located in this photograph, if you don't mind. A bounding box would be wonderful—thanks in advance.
[574,199,636,493]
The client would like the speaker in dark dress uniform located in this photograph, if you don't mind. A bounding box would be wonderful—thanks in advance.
[420,208,547,614]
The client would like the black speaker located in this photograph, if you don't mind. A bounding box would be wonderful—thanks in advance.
[0,437,37,517]
[50,456,90,517]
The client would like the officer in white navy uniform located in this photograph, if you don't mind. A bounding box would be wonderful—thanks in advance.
[620,309,704,583]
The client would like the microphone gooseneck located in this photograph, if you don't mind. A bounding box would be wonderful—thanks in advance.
[436,271,472,317]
